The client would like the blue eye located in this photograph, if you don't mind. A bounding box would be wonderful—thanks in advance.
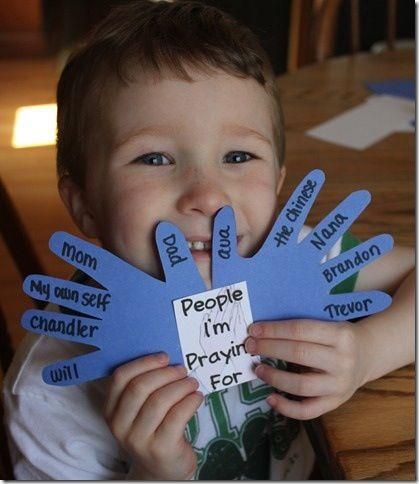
[224,151,254,164]
[133,153,173,166]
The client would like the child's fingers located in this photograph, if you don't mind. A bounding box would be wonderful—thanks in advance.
[266,392,338,420]
[106,365,188,438]
[255,364,336,397]
[155,391,204,442]
[249,319,344,346]
[105,353,170,417]
[132,377,200,439]
[246,338,335,372]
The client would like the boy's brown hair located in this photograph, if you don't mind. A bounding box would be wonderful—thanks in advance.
[57,0,285,187]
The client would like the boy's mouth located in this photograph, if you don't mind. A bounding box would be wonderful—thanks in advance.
[186,236,242,257]
[187,240,212,251]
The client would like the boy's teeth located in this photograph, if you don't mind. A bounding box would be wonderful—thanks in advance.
[188,241,211,251]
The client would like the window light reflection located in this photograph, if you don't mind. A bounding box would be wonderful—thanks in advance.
[12,104,57,148]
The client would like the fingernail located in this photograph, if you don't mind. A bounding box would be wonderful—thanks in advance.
[174,365,188,375]
[245,338,256,353]
[157,352,169,363]
[266,395,276,406]
[255,364,264,377]
[249,324,262,337]
[187,377,199,387]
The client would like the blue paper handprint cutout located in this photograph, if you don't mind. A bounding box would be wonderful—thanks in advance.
[22,223,207,385]
[21,169,393,387]
[211,169,393,322]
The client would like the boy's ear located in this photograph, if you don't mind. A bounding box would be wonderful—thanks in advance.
[276,165,286,196]
[58,176,99,238]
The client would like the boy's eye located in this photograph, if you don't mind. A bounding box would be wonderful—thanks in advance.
[133,152,173,166]
[223,151,254,164]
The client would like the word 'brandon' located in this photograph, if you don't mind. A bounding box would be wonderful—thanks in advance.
[30,314,99,339]
[322,244,381,284]
[310,213,349,250]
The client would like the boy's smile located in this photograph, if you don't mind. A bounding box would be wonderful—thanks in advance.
[71,68,285,287]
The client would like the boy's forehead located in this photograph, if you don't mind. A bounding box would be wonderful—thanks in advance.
[109,66,276,145]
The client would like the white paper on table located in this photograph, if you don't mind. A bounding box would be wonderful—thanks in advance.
[306,95,415,150]
[173,281,259,395]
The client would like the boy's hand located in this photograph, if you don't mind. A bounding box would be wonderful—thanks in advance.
[246,320,369,420]
[104,353,203,480]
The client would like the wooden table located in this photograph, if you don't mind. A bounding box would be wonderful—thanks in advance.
[276,50,415,480]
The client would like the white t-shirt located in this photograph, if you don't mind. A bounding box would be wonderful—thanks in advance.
[3,229,358,480]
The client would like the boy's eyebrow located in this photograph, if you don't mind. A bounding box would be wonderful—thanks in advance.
[113,125,177,151]
[113,123,272,151]
[223,123,273,147]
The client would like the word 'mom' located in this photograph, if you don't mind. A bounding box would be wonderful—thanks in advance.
[61,241,98,271]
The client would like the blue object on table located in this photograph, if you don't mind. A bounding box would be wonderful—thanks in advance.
[366,79,415,100]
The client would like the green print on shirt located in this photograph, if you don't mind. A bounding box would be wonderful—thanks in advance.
[187,379,300,479]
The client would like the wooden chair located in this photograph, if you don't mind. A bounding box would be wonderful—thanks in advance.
[287,0,397,72]
[0,177,46,480]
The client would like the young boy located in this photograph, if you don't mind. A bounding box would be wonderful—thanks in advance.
[3,0,414,480]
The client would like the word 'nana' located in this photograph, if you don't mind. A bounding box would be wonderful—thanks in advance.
[309,213,349,250]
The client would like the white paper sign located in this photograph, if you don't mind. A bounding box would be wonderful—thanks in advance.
[173,281,259,394]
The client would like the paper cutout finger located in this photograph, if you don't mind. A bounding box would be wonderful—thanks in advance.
[211,170,393,324]
[321,234,393,290]
[261,169,325,254]
[22,308,103,346]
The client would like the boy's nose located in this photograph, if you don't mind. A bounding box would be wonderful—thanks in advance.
[176,170,232,217]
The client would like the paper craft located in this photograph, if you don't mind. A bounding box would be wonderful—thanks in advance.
[306,95,414,149]
[21,169,394,391]
[174,281,259,394]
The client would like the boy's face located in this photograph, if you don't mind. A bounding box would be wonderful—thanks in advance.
[71,68,285,287]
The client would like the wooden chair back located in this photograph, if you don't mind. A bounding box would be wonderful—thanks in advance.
[287,0,397,72]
